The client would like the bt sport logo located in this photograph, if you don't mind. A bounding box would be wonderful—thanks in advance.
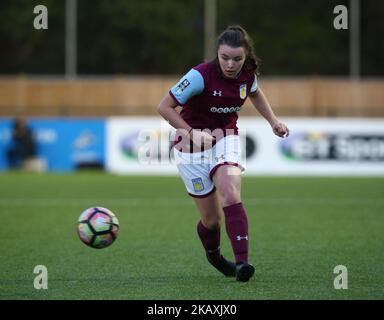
[281,132,384,162]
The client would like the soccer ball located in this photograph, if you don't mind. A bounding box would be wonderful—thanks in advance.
[77,207,120,249]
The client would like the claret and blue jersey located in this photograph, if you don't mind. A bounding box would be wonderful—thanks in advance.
[169,60,258,133]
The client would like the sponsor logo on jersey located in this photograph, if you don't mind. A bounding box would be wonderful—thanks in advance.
[213,90,222,96]
[240,84,247,99]
[210,106,242,113]
[175,79,190,95]
[192,177,204,192]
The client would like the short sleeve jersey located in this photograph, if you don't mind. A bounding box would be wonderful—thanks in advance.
[169,60,258,133]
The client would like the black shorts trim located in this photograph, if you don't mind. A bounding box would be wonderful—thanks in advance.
[188,186,216,198]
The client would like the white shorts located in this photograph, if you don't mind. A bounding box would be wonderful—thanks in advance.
[173,135,245,197]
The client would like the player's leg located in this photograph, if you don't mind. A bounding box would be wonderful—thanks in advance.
[192,191,236,277]
[192,189,221,230]
[213,165,248,263]
[174,149,236,277]
[212,164,255,281]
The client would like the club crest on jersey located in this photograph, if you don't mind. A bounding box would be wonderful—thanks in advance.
[239,84,247,99]
[192,177,204,192]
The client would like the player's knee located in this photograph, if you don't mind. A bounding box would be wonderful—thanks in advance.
[202,216,221,230]
[219,185,241,206]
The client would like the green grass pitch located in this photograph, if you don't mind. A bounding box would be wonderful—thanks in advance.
[0,172,383,300]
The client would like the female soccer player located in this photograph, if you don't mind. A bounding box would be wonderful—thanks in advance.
[157,25,289,282]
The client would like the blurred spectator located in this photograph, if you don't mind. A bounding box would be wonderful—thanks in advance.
[7,118,37,169]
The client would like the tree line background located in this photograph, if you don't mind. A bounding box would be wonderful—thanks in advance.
[0,0,383,76]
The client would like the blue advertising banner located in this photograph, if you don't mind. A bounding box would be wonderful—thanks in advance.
[0,118,105,171]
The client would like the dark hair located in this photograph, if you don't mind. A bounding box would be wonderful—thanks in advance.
[216,25,260,75]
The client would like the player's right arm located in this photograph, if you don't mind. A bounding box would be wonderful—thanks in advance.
[157,68,204,133]
[157,68,215,145]
[157,93,192,133]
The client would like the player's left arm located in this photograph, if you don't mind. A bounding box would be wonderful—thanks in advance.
[248,88,290,138]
